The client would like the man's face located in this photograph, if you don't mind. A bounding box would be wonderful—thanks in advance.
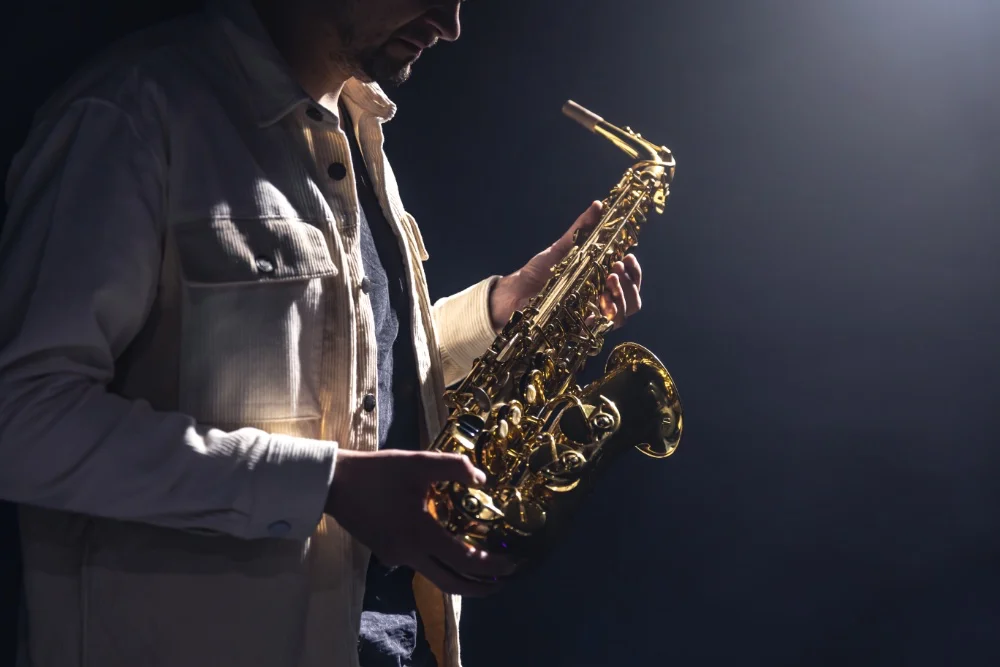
[318,0,463,86]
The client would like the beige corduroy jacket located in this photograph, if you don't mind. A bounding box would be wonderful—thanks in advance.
[0,1,498,665]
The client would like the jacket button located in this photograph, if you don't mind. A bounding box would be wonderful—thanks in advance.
[255,256,275,274]
[328,162,347,181]
[360,276,371,294]
[362,393,376,412]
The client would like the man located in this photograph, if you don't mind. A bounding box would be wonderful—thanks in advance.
[0,0,644,665]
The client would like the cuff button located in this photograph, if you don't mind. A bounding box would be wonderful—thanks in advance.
[267,520,291,537]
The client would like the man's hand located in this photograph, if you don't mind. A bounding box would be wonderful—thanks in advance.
[489,201,643,331]
[325,449,515,597]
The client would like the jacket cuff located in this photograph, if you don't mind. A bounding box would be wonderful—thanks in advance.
[247,434,337,540]
[433,275,501,379]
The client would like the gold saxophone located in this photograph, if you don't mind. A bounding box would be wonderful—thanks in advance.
[426,101,683,562]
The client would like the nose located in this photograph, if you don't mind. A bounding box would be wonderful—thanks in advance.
[426,2,461,42]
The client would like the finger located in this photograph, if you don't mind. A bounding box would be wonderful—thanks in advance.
[609,261,630,314]
[557,200,604,250]
[413,451,487,486]
[626,280,641,316]
[598,290,618,323]
[623,254,642,291]
[610,260,626,282]
[613,270,641,316]
[604,273,627,325]
[413,555,502,597]
[575,200,603,230]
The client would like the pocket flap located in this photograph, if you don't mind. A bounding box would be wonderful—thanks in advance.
[173,218,339,285]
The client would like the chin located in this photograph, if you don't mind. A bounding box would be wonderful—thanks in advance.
[380,66,413,87]
[359,53,414,88]
[374,65,413,88]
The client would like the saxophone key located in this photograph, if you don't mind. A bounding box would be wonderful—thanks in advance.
[449,413,486,452]
[453,487,504,522]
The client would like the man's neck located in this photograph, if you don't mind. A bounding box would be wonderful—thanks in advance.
[252,0,351,108]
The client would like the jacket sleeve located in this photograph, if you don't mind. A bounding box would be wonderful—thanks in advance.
[0,96,336,542]
[432,276,501,387]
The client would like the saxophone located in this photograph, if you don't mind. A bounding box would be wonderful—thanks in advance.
[426,101,683,562]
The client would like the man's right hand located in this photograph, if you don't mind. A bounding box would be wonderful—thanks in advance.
[324,449,516,597]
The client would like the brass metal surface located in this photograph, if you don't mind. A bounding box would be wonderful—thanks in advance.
[425,101,683,562]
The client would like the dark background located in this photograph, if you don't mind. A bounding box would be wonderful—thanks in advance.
[3,1,1000,665]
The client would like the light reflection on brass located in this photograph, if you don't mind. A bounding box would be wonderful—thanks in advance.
[425,101,684,562]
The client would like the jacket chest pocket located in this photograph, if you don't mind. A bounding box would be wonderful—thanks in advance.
[172,217,340,426]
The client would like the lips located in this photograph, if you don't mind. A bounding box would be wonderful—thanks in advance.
[396,35,428,51]
[394,24,439,52]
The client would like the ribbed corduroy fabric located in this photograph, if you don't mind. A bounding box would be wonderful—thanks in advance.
[0,1,500,666]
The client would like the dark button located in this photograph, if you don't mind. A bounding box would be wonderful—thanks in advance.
[305,106,323,122]
[362,393,376,412]
[360,276,371,294]
[255,256,275,274]
[327,162,347,181]
[267,520,291,537]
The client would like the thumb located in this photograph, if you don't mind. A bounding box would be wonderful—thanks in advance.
[548,200,604,260]
[563,200,604,244]
[416,452,487,486]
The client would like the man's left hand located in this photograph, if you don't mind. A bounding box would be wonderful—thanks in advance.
[489,201,642,331]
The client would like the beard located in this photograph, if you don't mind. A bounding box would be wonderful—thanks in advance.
[354,44,416,88]
[320,0,420,89]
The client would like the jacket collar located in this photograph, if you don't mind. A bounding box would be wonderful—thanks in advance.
[206,0,397,127]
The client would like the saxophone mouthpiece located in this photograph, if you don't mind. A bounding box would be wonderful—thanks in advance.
[562,100,604,133]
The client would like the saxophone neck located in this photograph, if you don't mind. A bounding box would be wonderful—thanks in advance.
[562,100,675,175]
